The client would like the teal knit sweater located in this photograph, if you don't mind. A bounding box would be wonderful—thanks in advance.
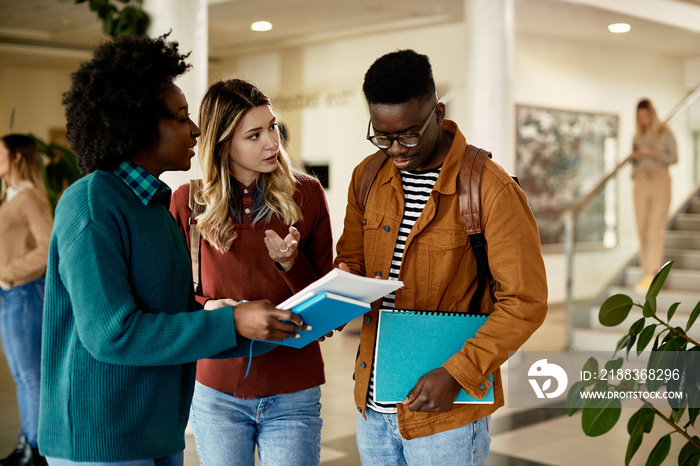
[38,170,274,461]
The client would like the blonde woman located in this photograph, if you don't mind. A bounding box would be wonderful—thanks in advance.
[631,98,678,292]
[170,79,332,465]
[0,134,53,465]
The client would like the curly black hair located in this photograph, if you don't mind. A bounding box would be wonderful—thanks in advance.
[362,49,436,105]
[63,34,191,173]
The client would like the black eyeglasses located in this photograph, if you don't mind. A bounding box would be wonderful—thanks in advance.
[366,102,438,149]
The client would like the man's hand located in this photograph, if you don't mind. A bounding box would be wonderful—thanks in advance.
[233,300,311,341]
[402,367,462,412]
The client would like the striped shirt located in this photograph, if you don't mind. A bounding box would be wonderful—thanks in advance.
[367,165,441,414]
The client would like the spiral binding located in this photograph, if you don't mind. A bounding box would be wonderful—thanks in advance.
[390,310,487,318]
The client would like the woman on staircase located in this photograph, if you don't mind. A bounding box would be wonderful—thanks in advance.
[631,98,678,292]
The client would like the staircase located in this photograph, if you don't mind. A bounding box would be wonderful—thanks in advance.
[570,189,700,352]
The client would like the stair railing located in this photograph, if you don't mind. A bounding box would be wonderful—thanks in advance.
[563,83,700,348]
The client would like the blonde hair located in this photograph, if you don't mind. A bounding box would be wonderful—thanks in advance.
[635,98,666,139]
[195,79,304,252]
[1,134,46,194]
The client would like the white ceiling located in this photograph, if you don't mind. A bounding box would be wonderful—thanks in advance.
[0,0,699,67]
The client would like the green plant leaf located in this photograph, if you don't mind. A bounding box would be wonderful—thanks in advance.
[626,333,637,359]
[647,348,677,391]
[627,407,654,435]
[671,406,687,423]
[566,381,585,415]
[687,302,700,333]
[625,408,654,466]
[605,357,624,372]
[600,294,634,327]
[581,397,621,437]
[89,0,107,12]
[668,357,688,410]
[689,407,699,427]
[637,324,657,355]
[615,334,631,357]
[102,12,114,35]
[645,433,671,466]
[679,437,700,466]
[688,381,700,426]
[668,302,681,322]
[581,357,599,388]
[625,420,644,466]
[630,318,646,336]
[647,261,674,300]
[643,294,657,318]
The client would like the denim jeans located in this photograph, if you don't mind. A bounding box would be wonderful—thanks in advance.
[46,451,183,466]
[190,381,323,466]
[0,276,45,447]
[356,408,491,465]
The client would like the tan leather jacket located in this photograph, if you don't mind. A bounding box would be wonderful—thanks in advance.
[334,120,548,439]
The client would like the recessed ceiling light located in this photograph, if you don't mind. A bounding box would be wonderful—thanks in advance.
[251,21,273,32]
[608,23,631,33]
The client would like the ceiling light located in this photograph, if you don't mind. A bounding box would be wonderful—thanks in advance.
[251,21,273,32]
[608,23,631,33]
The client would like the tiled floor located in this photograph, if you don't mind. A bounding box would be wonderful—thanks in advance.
[0,305,685,465]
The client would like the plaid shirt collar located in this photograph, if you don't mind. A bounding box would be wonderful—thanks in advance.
[113,160,172,207]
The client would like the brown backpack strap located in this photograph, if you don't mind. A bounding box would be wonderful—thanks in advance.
[356,151,387,213]
[459,144,492,314]
[189,179,205,294]
[459,144,491,235]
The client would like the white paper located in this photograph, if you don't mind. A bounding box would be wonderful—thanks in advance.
[278,268,403,310]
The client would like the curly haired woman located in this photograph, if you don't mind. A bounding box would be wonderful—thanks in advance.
[38,35,309,466]
[169,79,333,465]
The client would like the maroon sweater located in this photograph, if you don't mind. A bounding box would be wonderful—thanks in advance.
[170,174,332,396]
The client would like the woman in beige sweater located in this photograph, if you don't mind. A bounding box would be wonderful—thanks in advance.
[0,134,53,465]
[631,99,678,292]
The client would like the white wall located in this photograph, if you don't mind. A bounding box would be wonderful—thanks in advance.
[0,66,73,140]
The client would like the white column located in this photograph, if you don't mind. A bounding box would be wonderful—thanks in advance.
[144,0,208,189]
[464,0,515,173]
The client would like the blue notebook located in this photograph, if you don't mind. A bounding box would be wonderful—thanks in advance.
[271,291,370,349]
[373,310,494,404]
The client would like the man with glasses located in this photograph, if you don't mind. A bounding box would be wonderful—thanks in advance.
[334,49,548,465]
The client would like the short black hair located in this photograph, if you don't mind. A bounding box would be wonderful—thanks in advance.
[362,49,436,105]
[63,34,191,173]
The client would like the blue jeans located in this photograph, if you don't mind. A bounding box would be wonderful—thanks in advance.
[356,408,491,465]
[0,276,45,447]
[46,451,183,466]
[190,381,323,466]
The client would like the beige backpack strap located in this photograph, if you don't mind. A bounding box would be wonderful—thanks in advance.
[189,179,204,294]
[356,151,387,213]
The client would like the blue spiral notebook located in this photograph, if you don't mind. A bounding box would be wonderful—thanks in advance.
[271,291,371,349]
[373,310,494,404]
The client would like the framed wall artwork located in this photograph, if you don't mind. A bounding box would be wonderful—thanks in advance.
[515,104,619,248]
